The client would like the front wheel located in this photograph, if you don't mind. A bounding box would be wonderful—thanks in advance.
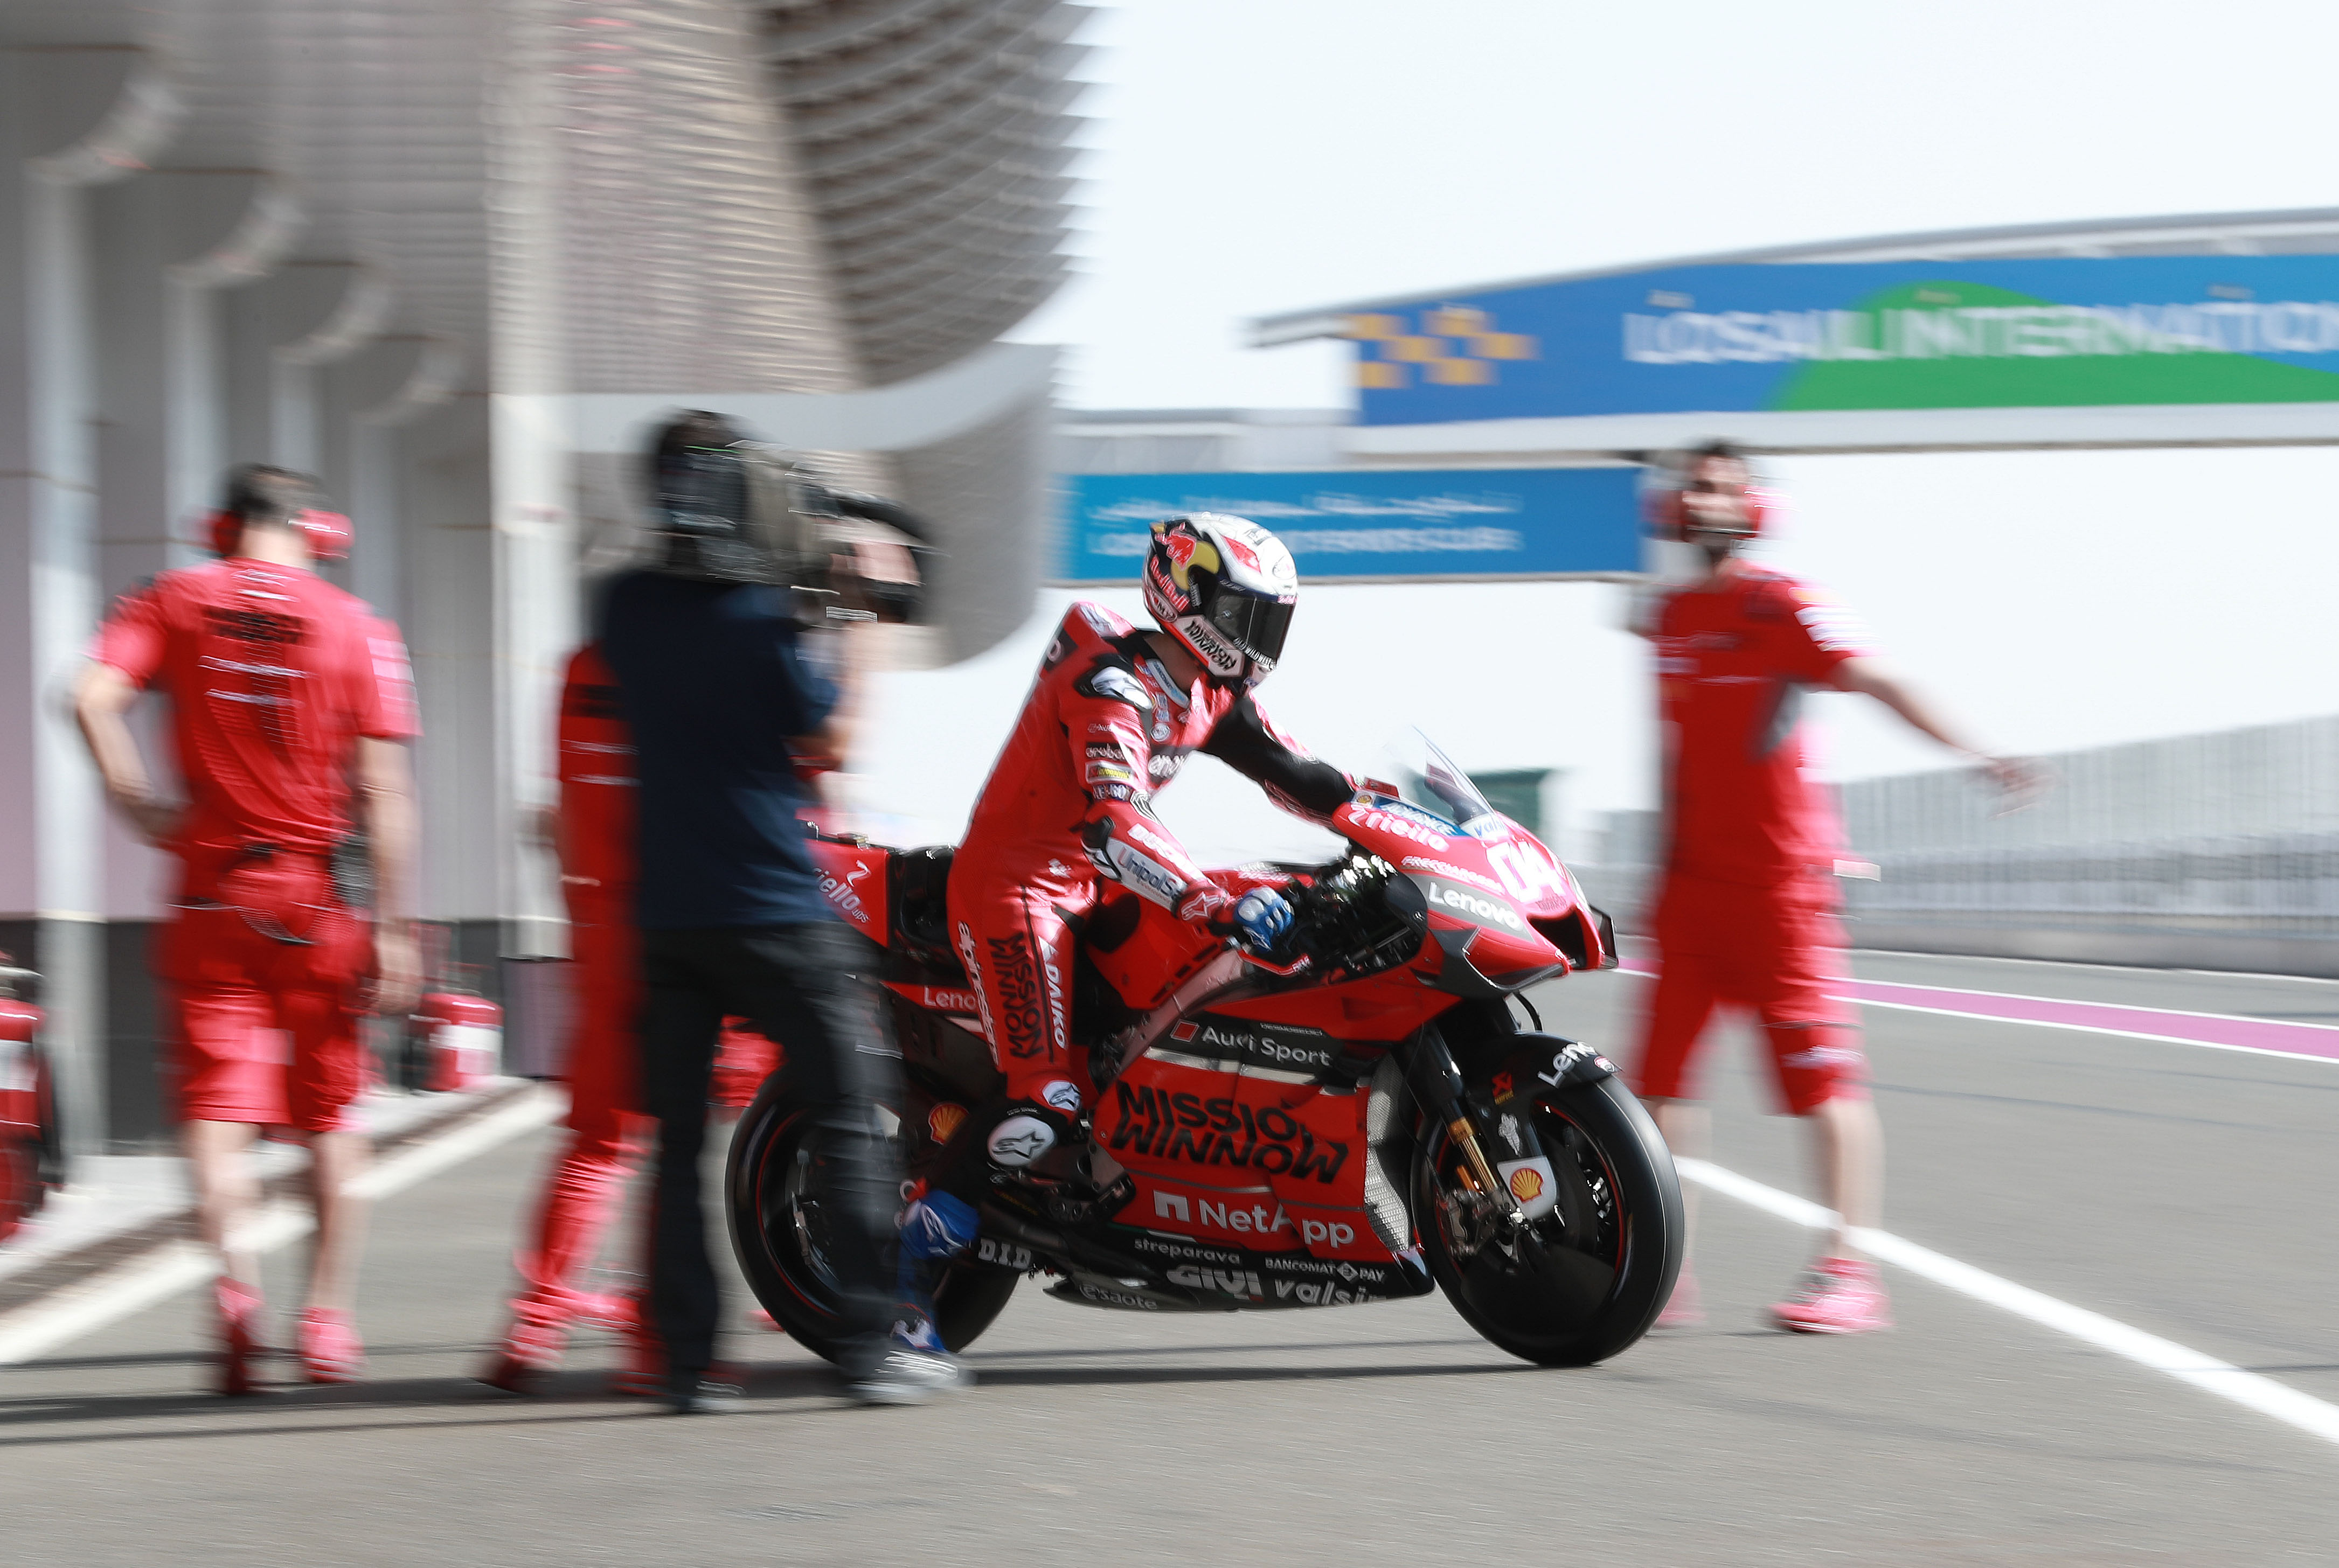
[1415,1072,1683,1367]
[725,1067,1018,1364]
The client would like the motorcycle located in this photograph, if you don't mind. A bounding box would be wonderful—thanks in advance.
[0,953,63,1244]
[726,731,1684,1368]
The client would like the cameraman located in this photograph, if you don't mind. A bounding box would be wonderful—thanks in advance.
[600,412,955,1410]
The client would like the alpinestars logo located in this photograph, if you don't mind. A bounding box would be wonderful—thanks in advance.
[988,1114,1056,1167]
[1078,662,1151,711]
[1418,879,1526,932]
[1109,1082,1350,1183]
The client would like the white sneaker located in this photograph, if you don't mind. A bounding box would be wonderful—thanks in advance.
[848,1346,971,1406]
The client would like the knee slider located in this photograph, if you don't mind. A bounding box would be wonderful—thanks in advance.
[988,1094,1077,1170]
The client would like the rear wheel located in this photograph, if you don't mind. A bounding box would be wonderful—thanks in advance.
[725,1068,1018,1364]
[1415,1073,1683,1367]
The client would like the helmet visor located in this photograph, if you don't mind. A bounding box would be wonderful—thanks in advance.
[1206,587,1295,667]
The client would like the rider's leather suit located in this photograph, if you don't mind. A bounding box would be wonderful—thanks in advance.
[947,601,1353,1110]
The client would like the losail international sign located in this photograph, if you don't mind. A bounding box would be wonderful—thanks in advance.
[1332,255,2339,452]
[1055,468,1640,584]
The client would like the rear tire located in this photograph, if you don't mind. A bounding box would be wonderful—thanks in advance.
[725,1068,1018,1364]
[1415,1073,1683,1367]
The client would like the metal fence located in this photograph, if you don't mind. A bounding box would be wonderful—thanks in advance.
[1578,715,2339,975]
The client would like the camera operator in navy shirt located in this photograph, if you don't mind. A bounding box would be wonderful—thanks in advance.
[600,412,958,1409]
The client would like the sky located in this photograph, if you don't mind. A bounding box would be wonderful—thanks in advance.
[862,0,2339,863]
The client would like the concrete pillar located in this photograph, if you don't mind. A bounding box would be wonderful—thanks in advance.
[486,0,575,961]
[223,259,392,480]
[92,170,301,601]
[327,333,462,629]
[397,394,501,952]
[0,46,180,1157]
[87,168,304,1060]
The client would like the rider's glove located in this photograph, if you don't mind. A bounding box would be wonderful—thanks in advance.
[1231,887,1295,958]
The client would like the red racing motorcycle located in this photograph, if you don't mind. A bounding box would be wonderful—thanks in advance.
[726,733,1683,1367]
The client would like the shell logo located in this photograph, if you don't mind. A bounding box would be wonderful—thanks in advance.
[928,1103,969,1144]
[1508,1167,1546,1203]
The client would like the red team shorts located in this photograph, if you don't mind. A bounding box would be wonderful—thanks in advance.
[1633,873,1868,1115]
[156,848,374,1135]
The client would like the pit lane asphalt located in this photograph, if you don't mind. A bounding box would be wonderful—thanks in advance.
[2,952,2333,1567]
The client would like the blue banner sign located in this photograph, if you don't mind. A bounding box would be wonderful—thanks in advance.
[1348,256,2339,425]
[1056,468,1641,584]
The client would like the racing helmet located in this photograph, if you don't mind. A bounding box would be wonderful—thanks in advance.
[1140,513,1299,688]
[1643,440,1773,542]
[204,464,351,561]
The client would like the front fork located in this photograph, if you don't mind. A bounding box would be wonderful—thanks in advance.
[1400,1021,1534,1236]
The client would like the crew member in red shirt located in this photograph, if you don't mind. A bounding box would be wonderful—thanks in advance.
[891,514,1352,1349]
[478,643,650,1390]
[74,464,420,1391]
[1635,442,2033,1334]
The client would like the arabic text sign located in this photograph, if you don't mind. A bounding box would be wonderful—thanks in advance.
[1350,256,2339,426]
[1057,469,1640,583]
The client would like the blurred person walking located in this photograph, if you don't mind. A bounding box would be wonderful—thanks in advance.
[1633,442,2033,1333]
[74,465,420,1392]
[599,412,947,1410]
[477,640,779,1396]
[477,640,657,1393]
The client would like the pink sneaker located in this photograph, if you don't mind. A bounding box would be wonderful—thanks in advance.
[295,1308,366,1383]
[1653,1268,1704,1329]
[1769,1256,1892,1334]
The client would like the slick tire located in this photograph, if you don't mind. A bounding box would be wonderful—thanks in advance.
[726,1068,1019,1364]
[1415,1072,1684,1367]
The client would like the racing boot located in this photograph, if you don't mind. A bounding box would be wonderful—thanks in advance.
[1769,1256,1891,1334]
[891,1187,977,1381]
[213,1278,266,1397]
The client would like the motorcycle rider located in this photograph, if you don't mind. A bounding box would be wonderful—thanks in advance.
[1634,441,2036,1333]
[896,514,1354,1348]
[74,464,420,1391]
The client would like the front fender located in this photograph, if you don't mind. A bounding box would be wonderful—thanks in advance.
[1489,1034,1619,1105]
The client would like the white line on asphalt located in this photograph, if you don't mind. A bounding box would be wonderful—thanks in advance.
[0,1087,560,1367]
[1615,969,2339,1067]
[1843,996,2339,1067]
[348,1086,563,1201]
[1678,1157,2339,1450]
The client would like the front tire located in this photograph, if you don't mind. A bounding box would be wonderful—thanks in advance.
[1415,1073,1683,1367]
[725,1068,1018,1364]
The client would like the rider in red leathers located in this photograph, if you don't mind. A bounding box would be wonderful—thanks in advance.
[894,514,1354,1347]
